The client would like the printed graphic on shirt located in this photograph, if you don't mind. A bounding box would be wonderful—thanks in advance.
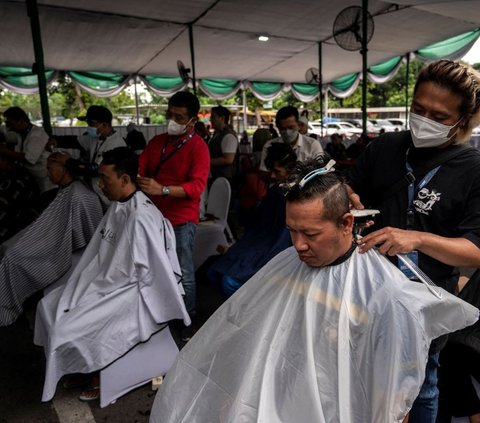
[100,226,117,245]
[413,188,441,215]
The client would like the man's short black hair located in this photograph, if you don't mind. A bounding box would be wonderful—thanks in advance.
[168,91,200,119]
[3,107,30,123]
[275,106,299,127]
[264,142,297,172]
[211,106,231,125]
[286,155,349,226]
[101,147,138,183]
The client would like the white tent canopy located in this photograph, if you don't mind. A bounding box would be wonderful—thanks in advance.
[1,0,480,84]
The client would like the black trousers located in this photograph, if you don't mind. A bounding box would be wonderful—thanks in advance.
[437,342,480,421]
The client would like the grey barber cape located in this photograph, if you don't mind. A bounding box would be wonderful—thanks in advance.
[0,181,103,326]
[35,190,190,402]
[150,246,478,423]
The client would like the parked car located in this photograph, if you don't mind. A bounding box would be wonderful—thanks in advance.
[308,121,325,137]
[323,121,364,138]
[369,119,397,133]
[386,118,408,130]
[343,118,378,135]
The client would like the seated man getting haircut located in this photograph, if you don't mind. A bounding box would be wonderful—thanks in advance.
[207,142,297,296]
[0,152,103,326]
[150,157,478,423]
[35,147,190,403]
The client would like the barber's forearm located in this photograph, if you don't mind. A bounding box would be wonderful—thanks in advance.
[167,186,187,198]
[417,233,480,267]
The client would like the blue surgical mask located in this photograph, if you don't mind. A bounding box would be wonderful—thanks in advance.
[87,126,98,139]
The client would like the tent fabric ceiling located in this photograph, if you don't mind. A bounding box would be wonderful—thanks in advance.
[1,0,480,84]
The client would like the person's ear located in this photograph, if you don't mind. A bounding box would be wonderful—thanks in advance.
[341,212,354,235]
[120,173,130,186]
[186,117,196,130]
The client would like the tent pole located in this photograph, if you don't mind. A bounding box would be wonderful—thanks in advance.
[26,0,52,135]
[134,75,140,124]
[318,42,323,135]
[242,88,248,133]
[324,90,329,122]
[188,24,197,96]
[405,53,410,129]
[361,0,368,135]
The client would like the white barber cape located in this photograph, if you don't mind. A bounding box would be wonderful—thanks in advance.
[150,246,478,423]
[35,191,190,402]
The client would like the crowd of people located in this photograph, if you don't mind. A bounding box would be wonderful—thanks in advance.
[1,59,480,422]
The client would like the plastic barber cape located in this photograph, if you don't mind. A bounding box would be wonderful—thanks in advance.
[150,246,478,423]
[35,191,190,402]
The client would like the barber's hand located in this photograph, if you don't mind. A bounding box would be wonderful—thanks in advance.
[358,227,421,256]
[137,176,163,196]
[45,137,57,152]
[346,185,364,210]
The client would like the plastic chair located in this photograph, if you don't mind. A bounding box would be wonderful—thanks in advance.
[99,326,179,408]
[206,177,231,224]
[193,177,232,270]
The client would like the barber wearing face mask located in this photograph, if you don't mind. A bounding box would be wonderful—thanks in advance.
[137,91,210,342]
[258,106,323,173]
[51,105,126,209]
[346,60,480,423]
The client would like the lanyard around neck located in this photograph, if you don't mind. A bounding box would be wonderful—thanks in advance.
[153,131,195,177]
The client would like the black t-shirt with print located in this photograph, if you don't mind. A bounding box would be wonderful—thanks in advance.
[347,130,480,292]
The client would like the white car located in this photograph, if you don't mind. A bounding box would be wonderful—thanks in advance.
[386,118,408,130]
[369,119,397,133]
[323,121,363,138]
[308,121,325,136]
[342,118,379,135]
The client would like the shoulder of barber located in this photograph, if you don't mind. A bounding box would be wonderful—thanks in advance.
[348,64,480,268]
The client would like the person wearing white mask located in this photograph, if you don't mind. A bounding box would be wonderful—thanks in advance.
[259,106,323,172]
[137,91,210,342]
[49,105,126,209]
[346,59,480,423]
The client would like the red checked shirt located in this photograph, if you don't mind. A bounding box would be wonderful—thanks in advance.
[139,131,210,226]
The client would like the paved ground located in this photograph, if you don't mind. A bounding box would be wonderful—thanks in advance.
[0,270,225,423]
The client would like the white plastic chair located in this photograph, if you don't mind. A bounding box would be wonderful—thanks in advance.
[206,177,231,223]
[99,326,179,408]
[193,177,233,270]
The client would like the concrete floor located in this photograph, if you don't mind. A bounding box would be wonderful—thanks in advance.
[1,262,475,422]
[0,269,225,423]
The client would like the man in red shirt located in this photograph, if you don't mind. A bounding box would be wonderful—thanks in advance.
[137,92,210,339]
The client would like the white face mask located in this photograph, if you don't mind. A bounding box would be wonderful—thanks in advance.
[409,112,461,148]
[167,119,190,136]
[87,126,99,139]
[280,128,299,145]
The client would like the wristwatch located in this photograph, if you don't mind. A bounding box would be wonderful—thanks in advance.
[162,186,170,196]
